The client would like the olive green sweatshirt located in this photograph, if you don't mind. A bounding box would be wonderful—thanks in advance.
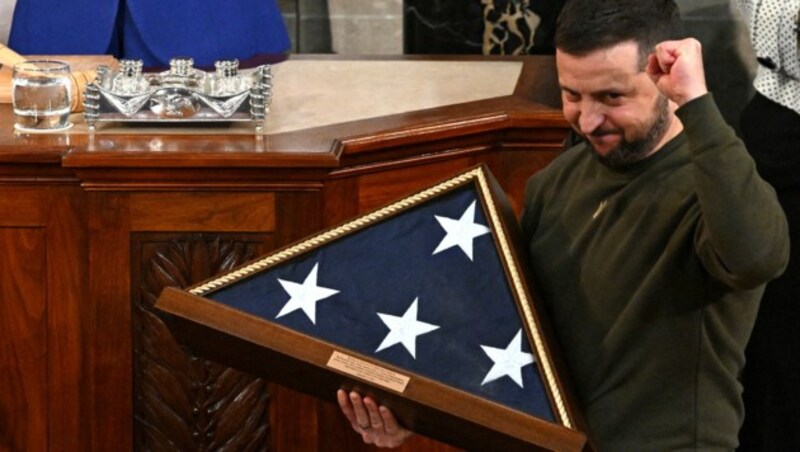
[521,94,789,451]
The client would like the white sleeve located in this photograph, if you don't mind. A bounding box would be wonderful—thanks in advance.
[777,1,800,80]
[751,0,800,80]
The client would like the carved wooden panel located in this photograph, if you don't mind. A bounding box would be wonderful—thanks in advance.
[132,233,275,451]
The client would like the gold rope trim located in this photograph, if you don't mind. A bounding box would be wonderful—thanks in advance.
[190,168,484,295]
[474,170,572,429]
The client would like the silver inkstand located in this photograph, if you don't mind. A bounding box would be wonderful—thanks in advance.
[83,57,272,132]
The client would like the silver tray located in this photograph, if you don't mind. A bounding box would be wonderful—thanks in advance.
[83,57,272,131]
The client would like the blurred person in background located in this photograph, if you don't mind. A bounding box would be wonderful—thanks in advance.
[734,1,800,451]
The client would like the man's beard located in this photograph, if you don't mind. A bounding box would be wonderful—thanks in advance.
[593,95,671,168]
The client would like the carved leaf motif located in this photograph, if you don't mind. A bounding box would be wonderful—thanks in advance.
[148,250,189,295]
[209,374,269,450]
[137,303,194,375]
[133,234,270,451]
[216,374,267,421]
[140,420,183,452]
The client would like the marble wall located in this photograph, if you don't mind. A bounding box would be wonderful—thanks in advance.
[278,0,332,53]
[280,0,754,128]
[279,0,403,55]
[328,0,403,54]
[404,0,485,54]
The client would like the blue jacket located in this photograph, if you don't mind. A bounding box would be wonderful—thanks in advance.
[9,0,290,67]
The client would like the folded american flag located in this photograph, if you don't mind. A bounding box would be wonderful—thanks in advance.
[192,166,561,422]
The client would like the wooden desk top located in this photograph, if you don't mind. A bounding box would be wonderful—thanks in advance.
[0,55,566,181]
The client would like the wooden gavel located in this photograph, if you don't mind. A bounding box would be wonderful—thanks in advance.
[0,43,95,113]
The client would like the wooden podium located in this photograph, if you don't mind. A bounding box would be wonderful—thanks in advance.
[0,55,570,451]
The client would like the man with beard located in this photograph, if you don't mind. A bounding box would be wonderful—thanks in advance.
[338,1,789,449]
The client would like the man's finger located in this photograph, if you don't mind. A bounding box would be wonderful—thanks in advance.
[348,391,370,427]
[379,405,403,435]
[363,397,384,430]
[336,390,359,425]
[646,54,662,78]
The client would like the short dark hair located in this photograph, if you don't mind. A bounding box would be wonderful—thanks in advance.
[555,0,683,67]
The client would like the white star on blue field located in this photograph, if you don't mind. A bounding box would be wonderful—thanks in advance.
[433,200,491,260]
[275,262,340,324]
[376,297,440,359]
[481,329,535,388]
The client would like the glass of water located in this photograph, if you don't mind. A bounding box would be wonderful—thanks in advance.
[12,60,73,131]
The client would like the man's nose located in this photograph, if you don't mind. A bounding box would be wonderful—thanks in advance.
[577,103,605,135]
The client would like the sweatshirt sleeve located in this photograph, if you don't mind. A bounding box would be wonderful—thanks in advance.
[677,93,790,289]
